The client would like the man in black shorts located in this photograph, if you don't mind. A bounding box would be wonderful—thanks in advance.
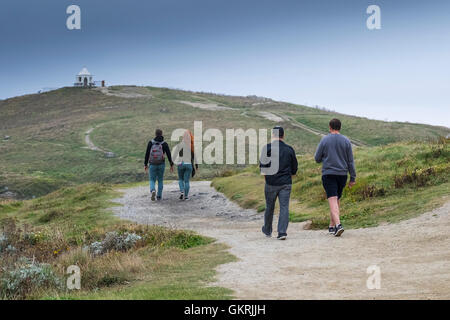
[314,119,356,236]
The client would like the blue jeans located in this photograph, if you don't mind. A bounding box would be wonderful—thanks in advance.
[149,163,165,198]
[177,163,193,197]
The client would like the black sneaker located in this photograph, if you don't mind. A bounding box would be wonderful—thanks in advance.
[334,224,344,237]
[156,196,161,201]
[262,227,271,238]
[328,226,335,234]
[277,234,287,240]
[179,193,184,200]
[184,196,189,201]
[151,190,156,201]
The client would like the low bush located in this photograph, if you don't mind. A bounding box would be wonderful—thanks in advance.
[87,231,142,256]
[0,259,62,299]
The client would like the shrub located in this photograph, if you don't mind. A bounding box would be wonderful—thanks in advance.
[0,233,9,253]
[87,232,142,256]
[0,260,62,299]
[394,167,435,188]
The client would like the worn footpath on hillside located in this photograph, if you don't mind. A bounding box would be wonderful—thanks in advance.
[113,181,450,300]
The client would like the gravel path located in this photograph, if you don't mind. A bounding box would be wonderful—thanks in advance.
[177,101,235,111]
[112,181,450,299]
[84,126,105,152]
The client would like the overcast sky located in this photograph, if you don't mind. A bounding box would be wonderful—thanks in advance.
[1,0,449,127]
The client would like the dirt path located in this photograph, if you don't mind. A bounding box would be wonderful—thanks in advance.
[258,111,284,122]
[84,126,105,152]
[275,113,367,147]
[96,87,152,99]
[178,100,235,111]
[113,181,450,299]
[83,125,115,157]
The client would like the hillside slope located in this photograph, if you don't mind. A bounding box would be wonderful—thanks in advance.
[1,86,449,198]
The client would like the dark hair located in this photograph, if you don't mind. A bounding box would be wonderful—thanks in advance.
[155,129,163,137]
[272,126,284,138]
[329,119,341,131]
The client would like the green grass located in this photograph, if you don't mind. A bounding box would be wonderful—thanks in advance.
[55,243,235,300]
[1,86,448,199]
[0,183,235,300]
[289,112,448,146]
[212,140,450,229]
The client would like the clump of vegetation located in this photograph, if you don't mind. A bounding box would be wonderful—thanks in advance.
[0,259,62,299]
[88,231,142,256]
[394,167,436,188]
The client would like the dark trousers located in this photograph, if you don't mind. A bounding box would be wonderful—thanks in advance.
[262,183,292,236]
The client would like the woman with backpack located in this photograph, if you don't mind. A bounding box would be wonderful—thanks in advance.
[144,129,174,201]
[174,130,198,201]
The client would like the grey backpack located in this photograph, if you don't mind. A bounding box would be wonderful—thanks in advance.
[149,140,165,164]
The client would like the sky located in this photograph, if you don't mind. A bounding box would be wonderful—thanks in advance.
[0,0,449,127]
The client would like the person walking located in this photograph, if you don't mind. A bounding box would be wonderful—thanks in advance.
[260,126,298,240]
[144,129,174,201]
[314,118,356,237]
[173,130,198,201]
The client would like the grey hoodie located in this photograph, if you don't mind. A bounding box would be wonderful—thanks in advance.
[314,133,356,182]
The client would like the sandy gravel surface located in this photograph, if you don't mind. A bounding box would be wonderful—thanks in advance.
[258,111,284,122]
[112,181,450,299]
[178,101,234,111]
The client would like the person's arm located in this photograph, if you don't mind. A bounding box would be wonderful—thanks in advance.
[347,142,356,183]
[191,150,198,170]
[163,142,174,166]
[144,141,152,168]
[291,148,298,176]
[314,139,324,163]
[259,144,271,169]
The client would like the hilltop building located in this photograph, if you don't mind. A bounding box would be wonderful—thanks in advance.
[74,67,95,87]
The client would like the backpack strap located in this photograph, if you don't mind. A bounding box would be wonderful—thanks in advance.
[151,139,161,145]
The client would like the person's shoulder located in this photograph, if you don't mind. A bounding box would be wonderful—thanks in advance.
[285,143,295,151]
[281,142,295,153]
[339,134,351,144]
[320,134,332,143]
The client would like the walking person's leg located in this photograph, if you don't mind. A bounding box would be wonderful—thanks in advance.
[177,165,185,199]
[156,163,165,200]
[183,164,193,199]
[329,208,336,233]
[323,175,338,233]
[262,184,278,237]
[149,165,157,201]
[333,175,347,236]
[328,196,341,226]
[277,184,292,239]
[323,175,346,236]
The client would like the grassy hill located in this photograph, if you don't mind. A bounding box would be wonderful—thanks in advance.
[0,86,449,299]
[1,85,448,198]
[212,139,450,229]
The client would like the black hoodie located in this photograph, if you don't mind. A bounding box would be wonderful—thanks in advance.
[144,136,174,166]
